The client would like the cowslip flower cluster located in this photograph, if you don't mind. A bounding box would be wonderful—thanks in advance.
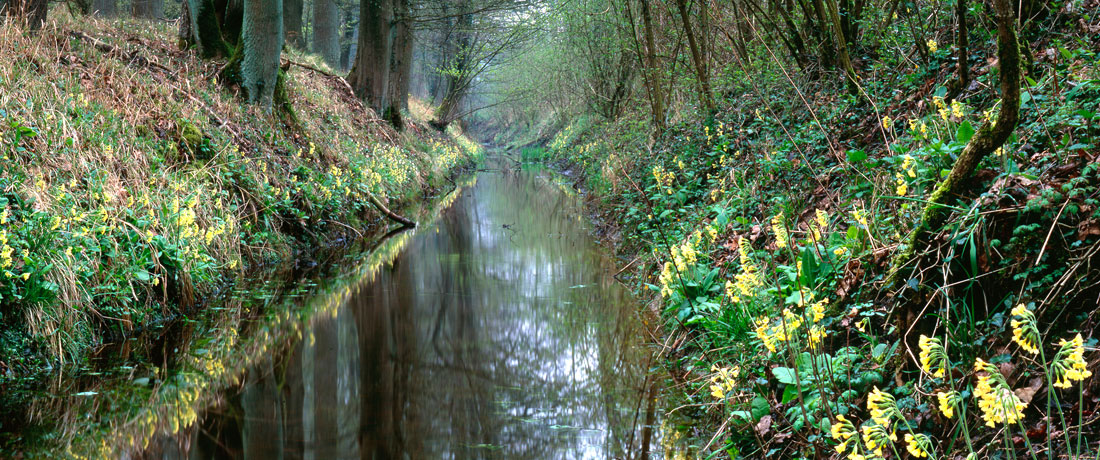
[829,414,858,456]
[918,334,949,378]
[867,387,900,428]
[860,421,895,457]
[771,211,789,249]
[726,237,762,303]
[973,358,1027,427]
[708,365,738,400]
[1010,303,1040,355]
[936,390,961,418]
[895,155,916,196]
[651,165,676,194]
[1052,333,1092,388]
[904,433,932,458]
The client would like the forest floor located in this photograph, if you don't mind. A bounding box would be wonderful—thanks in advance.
[0,12,481,377]
[526,13,1100,459]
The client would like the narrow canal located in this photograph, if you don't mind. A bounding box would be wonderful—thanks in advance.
[140,164,660,458]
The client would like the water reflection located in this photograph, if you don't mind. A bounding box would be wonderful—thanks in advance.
[158,167,655,459]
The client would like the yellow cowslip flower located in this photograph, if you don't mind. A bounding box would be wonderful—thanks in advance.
[927,39,938,53]
[951,99,965,118]
[905,433,931,458]
[867,387,898,428]
[21,272,30,281]
[860,422,892,457]
[0,209,7,224]
[1052,333,1091,388]
[755,317,778,353]
[830,414,856,441]
[771,212,789,249]
[1010,304,1040,355]
[895,173,909,196]
[882,116,893,130]
[851,207,869,228]
[808,326,826,347]
[709,365,738,401]
[937,390,960,418]
[918,334,948,378]
[973,359,1027,427]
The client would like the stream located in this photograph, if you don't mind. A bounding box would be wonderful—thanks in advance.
[110,164,661,458]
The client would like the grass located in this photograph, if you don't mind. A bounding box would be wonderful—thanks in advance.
[0,11,482,372]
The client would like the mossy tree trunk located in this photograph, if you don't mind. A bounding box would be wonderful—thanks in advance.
[888,0,1020,286]
[347,0,393,115]
[241,0,284,109]
[825,0,859,94]
[312,0,340,68]
[183,0,231,58]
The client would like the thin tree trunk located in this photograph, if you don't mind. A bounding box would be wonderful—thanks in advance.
[91,0,117,16]
[241,0,284,108]
[385,0,412,128]
[131,0,163,18]
[888,0,1020,285]
[955,0,970,86]
[347,0,393,114]
[825,0,858,93]
[312,0,339,67]
[283,0,303,48]
[639,0,666,131]
[5,0,48,30]
[673,0,716,114]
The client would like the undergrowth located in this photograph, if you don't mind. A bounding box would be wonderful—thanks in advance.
[533,6,1100,459]
[0,13,482,373]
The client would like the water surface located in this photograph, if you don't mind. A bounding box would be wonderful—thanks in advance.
[146,166,658,459]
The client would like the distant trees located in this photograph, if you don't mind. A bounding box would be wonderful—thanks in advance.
[2,0,49,30]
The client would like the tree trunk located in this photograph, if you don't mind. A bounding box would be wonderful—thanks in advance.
[312,0,340,67]
[91,0,117,16]
[340,10,359,71]
[432,10,471,130]
[385,0,412,129]
[825,0,858,93]
[241,0,284,108]
[184,0,231,57]
[347,0,393,114]
[283,0,303,49]
[955,0,969,86]
[131,0,163,18]
[4,0,48,31]
[674,0,717,114]
[639,0,666,131]
[888,0,1020,286]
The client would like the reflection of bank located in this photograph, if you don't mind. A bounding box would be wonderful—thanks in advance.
[178,169,657,459]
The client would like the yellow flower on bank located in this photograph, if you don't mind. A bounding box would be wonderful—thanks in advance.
[937,390,960,418]
[867,387,898,428]
[918,334,948,378]
[771,211,789,249]
[1052,333,1092,388]
[1010,303,1041,355]
[974,359,1027,427]
[882,116,893,130]
[905,433,931,458]
[927,39,938,53]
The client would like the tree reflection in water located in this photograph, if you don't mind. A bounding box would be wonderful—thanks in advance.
[170,167,657,459]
